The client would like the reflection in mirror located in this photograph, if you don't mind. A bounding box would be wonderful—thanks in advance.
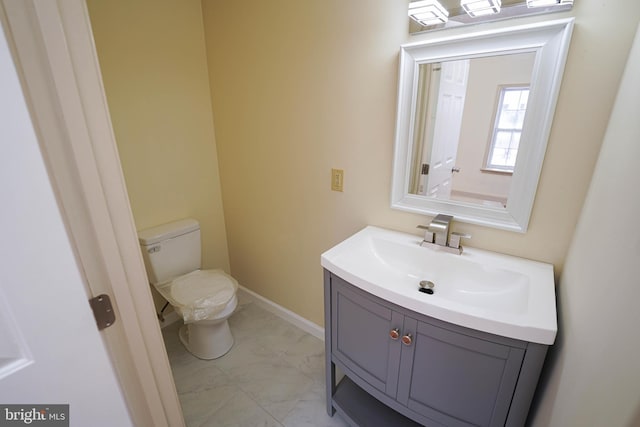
[391,19,574,232]
[409,52,536,209]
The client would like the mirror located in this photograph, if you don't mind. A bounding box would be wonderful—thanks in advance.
[391,19,574,232]
[409,1,574,34]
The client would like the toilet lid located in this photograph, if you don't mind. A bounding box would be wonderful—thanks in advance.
[169,270,237,308]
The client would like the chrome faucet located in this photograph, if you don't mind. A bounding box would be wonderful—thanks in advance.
[417,214,470,254]
[429,214,452,246]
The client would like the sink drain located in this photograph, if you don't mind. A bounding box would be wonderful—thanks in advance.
[419,280,435,294]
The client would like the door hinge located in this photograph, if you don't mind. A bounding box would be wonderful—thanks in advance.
[421,163,430,175]
[89,294,116,330]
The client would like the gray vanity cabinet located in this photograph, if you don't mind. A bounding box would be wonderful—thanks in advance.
[396,317,525,426]
[330,275,404,399]
[324,270,549,427]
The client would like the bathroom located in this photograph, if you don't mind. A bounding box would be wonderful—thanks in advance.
[0,0,638,425]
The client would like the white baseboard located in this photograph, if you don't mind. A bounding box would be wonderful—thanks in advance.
[157,286,326,342]
[238,286,325,341]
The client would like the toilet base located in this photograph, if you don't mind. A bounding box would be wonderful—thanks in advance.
[178,319,234,360]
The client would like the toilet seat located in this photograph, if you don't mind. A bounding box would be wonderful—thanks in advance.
[155,269,238,323]
[171,270,236,306]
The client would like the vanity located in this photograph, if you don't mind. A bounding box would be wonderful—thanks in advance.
[321,226,557,427]
[321,9,570,425]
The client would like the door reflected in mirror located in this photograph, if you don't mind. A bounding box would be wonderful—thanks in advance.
[409,52,536,209]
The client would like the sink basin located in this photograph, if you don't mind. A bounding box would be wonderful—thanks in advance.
[321,226,557,344]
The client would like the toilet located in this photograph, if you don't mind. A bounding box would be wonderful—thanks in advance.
[137,218,238,360]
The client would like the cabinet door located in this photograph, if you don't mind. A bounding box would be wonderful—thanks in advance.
[397,318,525,427]
[331,276,403,398]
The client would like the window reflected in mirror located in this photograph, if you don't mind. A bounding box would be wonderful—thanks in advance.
[486,86,530,173]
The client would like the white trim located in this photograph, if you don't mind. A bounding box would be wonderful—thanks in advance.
[157,288,324,341]
[238,287,325,341]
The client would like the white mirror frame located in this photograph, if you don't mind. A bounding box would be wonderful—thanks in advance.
[392,18,574,232]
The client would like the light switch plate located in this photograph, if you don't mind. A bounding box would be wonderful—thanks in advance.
[331,169,344,192]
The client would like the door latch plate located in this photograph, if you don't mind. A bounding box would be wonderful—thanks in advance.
[89,294,116,330]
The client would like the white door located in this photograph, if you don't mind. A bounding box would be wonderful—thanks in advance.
[424,59,469,198]
[0,21,133,427]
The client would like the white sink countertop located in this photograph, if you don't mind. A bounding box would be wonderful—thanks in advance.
[321,226,557,344]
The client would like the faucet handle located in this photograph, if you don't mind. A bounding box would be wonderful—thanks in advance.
[417,225,434,243]
[429,214,453,247]
[449,232,471,250]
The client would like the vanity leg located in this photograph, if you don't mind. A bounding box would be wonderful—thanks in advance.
[324,269,336,416]
[326,361,336,416]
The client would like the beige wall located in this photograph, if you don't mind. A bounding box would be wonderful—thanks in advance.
[86,0,229,277]
[87,0,229,314]
[531,23,640,427]
[202,0,640,326]
[201,0,408,326]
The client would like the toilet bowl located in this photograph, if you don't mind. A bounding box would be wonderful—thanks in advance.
[137,219,238,360]
[177,294,238,359]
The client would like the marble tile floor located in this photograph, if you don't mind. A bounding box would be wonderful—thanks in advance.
[162,295,350,427]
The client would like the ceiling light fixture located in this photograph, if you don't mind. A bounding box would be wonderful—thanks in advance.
[461,0,502,17]
[526,0,573,8]
[408,0,449,26]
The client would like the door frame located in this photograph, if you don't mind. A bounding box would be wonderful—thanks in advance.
[0,1,183,426]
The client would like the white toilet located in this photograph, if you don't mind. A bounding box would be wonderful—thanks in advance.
[138,218,238,360]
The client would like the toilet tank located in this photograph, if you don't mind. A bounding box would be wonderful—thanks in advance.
[137,218,201,285]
